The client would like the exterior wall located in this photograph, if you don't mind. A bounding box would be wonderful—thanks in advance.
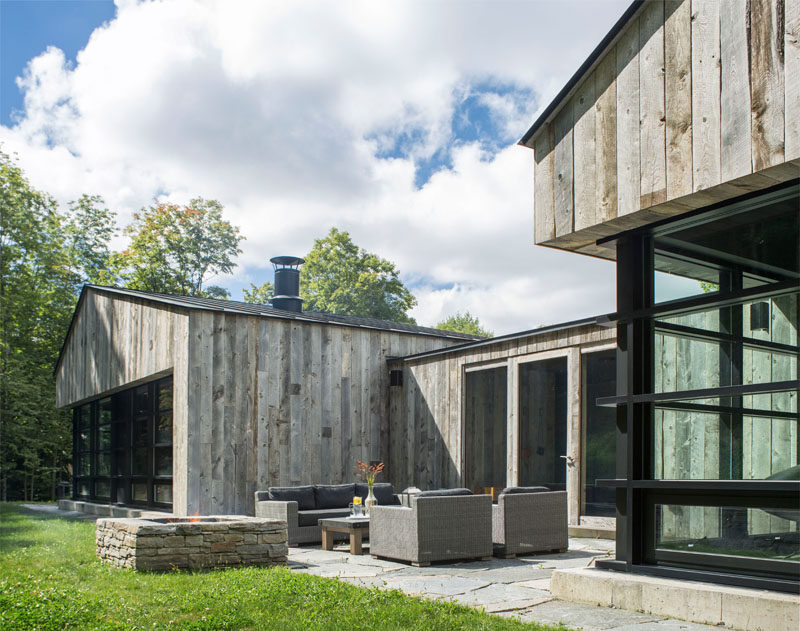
[55,290,188,408]
[184,311,459,516]
[387,324,615,526]
[528,0,800,259]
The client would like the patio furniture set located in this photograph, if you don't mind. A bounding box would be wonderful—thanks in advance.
[255,484,567,567]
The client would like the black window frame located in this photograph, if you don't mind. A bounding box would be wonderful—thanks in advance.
[71,375,173,510]
[595,181,800,594]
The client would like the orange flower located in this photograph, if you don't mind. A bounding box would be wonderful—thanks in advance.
[354,460,384,485]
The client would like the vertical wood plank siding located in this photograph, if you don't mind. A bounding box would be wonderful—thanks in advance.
[387,325,615,506]
[56,288,464,515]
[530,0,800,255]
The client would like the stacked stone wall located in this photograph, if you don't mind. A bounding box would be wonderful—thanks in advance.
[96,516,288,571]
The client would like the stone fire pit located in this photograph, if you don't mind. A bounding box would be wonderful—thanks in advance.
[96,515,288,571]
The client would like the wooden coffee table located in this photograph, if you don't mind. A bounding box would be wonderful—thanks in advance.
[318,517,370,555]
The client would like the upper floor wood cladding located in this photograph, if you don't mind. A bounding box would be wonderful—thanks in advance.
[523,0,800,259]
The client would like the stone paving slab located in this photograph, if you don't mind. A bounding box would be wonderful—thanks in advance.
[500,600,666,629]
[286,539,726,631]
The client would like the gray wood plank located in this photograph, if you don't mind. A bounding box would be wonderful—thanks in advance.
[787,0,800,160]
[616,20,641,215]
[750,0,786,171]
[638,0,667,208]
[691,0,722,191]
[665,0,693,198]
[721,0,752,181]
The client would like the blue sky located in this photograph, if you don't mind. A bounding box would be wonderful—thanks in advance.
[1,0,116,125]
[0,0,627,333]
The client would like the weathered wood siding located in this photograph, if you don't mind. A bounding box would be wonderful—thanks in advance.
[388,324,615,525]
[185,312,455,516]
[55,290,187,408]
[528,0,800,259]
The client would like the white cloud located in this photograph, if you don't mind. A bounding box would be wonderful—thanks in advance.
[1,0,629,334]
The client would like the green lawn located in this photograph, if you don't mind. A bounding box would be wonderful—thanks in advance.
[0,504,564,631]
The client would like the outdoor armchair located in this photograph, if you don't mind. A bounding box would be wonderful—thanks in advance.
[369,490,492,566]
[492,487,568,557]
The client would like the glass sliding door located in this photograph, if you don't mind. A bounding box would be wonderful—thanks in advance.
[463,367,507,491]
[519,357,567,489]
[582,350,616,517]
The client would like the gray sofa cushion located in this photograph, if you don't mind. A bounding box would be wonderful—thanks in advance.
[499,486,550,495]
[315,484,356,509]
[417,488,473,497]
[255,491,270,502]
[356,482,399,505]
[297,508,352,527]
[269,485,316,510]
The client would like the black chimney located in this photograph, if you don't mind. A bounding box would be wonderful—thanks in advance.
[270,256,305,313]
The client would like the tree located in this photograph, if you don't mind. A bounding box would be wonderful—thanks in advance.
[115,198,243,299]
[300,228,417,323]
[63,194,118,288]
[242,281,274,305]
[435,311,493,337]
[0,151,78,501]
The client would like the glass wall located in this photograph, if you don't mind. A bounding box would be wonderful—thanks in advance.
[606,182,799,591]
[519,357,567,489]
[582,350,616,517]
[73,375,173,509]
[463,367,507,491]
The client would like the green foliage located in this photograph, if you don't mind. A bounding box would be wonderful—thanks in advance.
[435,311,493,337]
[115,198,243,299]
[63,194,118,288]
[301,228,417,323]
[0,151,76,501]
[242,280,274,305]
[0,504,557,630]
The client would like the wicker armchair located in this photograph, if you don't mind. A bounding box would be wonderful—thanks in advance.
[492,488,568,558]
[370,492,492,566]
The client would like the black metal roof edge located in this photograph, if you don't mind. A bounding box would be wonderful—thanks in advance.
[390,314,611,363]
[518,0,644,148]
[53,285,480,375]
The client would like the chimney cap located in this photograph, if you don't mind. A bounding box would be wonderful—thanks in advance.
[270,256,305,269]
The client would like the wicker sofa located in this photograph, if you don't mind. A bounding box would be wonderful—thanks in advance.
[491,486,568,557]
[369,489,492,566]
[254,482,399,545]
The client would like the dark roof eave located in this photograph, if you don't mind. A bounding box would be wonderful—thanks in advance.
[518,0,645,148]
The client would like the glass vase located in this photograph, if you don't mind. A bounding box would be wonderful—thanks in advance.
[364,485,377,515]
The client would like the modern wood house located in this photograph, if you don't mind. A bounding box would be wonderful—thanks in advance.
[55,281,478,516]
[520,0,798,593]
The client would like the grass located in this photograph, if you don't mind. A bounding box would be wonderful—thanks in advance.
[0,504,564,631]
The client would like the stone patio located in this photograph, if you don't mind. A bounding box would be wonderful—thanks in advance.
[287,538,722,630]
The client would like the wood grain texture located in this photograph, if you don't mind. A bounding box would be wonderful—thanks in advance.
[692,0,722,191]
[594,51,618,223]
[573,75,598,231]
[639,0,667,208]
[786,0,800,159]
[533,125,556,242]
[616,21,641,216]
[750,0,786,171]
[553,106,575,237]
[665,0,693,198]
[721,0,752,180]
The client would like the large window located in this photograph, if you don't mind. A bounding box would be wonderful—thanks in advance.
[599,182,799,592]
[582,350,616,517]
[463,367,507,491]
[519,357,567,490]
[72,376,173,509]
